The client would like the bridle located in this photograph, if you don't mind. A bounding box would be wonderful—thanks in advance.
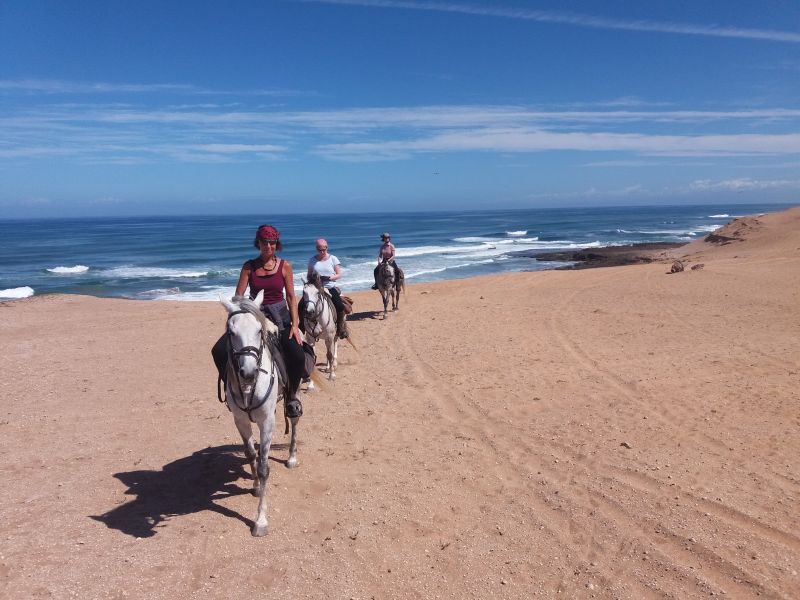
[224,309,276,418]
[303,282,335,340]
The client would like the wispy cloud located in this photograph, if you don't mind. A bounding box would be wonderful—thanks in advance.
[2,96,799,164]
[0,79,310,97]
[689,177,800,191]
[299,0,800,43]
[315,129,800,161]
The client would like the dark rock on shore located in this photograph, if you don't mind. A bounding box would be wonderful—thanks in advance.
[524,242,683,270]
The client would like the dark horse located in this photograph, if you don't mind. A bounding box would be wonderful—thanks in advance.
[377,260,404,318]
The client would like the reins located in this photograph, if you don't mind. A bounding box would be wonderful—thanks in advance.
[221,309,277,421]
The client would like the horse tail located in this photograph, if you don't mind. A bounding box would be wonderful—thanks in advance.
[344,333,358,352]
[309,366,332,393]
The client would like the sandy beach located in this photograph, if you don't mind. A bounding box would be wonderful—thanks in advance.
[1,207,798,599]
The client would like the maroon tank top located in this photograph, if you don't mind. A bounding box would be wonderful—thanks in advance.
[248,259,286,305]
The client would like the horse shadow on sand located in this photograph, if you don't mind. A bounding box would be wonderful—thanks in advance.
[91,443,292,538]
[346,310,386,322]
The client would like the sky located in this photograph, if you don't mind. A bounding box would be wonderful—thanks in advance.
[1,0,799,218]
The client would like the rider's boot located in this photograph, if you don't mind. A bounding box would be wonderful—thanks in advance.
[285,392,303,418]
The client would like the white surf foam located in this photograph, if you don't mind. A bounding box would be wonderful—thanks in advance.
[143,286,236,301]
[452,236,498,243]
[102,266,209,279]
[0,286,34,299]
[506,230,528,236]
[47,265,89,274]
[709,214,730,218]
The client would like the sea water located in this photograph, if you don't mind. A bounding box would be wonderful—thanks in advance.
[0,203,787,301]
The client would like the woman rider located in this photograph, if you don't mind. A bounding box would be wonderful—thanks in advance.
[306,238,348,339]
[211,224,305,418]
[371,232,401,290]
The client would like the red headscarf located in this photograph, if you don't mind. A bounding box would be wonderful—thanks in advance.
[256,225,280,241]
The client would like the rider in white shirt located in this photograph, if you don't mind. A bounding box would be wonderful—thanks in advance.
[306,238,348,338]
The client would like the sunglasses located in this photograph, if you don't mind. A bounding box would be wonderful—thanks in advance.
[316,246,328,251]
[259,239,278,245]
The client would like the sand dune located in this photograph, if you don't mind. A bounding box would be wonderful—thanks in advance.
[1,207,798,599]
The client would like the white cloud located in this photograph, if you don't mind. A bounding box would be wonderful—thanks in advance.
[301,0,800,43]
[316,129,800,160]
[0,79,310,97]
[689,178,800,191]
[185,143,287,153]
[2,98,799,164]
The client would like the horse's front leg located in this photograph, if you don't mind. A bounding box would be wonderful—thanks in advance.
[326,338,337,381]
[381,291,389,318]
[286,416,299,469]
[231,406,258,495]
[252,408,276,537]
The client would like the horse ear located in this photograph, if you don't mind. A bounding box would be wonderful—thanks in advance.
[220,294,237,313]
[253,289,264,307]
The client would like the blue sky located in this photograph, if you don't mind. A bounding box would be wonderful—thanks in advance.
[1,0,799,217]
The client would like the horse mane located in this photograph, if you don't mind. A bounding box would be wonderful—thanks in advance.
[307,271,324,291]
[233,296,279,339]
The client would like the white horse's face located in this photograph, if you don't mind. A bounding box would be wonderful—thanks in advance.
[227,313,262,382]
[303,283,320,314]
[220,290,265,390]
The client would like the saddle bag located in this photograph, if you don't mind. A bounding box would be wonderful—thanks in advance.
[341,295,355,315]
[302,342,316,379]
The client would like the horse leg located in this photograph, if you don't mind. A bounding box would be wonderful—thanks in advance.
[326,338,336,381]
[381,290,389,318]
[286,416,300,469]
[232,408,258,495]
[252,408,277,537]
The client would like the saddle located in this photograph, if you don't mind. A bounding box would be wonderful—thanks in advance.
[268,335,317,383]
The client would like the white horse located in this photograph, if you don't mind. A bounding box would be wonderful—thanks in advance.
[302,273,340,382]
[220,291,299,537]
[377,260,402,318]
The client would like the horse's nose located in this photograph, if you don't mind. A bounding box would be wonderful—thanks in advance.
[239,367,248,378]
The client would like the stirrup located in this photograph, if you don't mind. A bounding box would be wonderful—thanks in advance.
[285,398,303,418]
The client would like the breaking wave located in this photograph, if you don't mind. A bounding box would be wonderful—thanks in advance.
[47,265,90,274]
[0,286,34,299]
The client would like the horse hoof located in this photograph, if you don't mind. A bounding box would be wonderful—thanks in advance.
[251,523,269,537]
[286,457,299,469]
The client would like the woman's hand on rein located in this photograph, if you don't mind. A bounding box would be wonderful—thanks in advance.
[290,325,303,346]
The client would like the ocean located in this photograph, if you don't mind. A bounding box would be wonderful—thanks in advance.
[0,203,788,301]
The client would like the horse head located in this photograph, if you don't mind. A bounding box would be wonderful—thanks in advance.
[220,290,274,390]
[379,261,395,288]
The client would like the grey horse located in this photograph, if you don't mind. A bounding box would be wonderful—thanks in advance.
[219,291,299,536]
